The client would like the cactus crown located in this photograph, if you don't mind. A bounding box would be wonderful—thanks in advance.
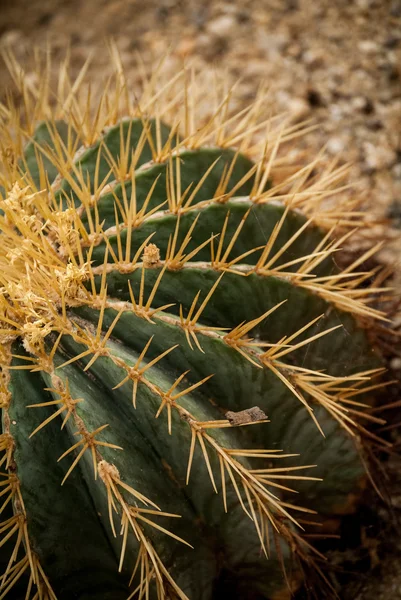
[0,49,389,599]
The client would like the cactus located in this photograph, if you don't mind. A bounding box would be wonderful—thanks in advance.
[0,50,388,600]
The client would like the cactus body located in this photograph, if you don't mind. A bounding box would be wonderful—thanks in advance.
[0,56,387,599]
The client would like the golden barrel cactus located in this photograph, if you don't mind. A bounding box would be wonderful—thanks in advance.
[0,49,389,599]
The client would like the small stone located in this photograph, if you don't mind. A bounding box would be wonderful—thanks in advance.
[356,0,376,8]
[0,29,24,47]
[358,40,379,54]
[352,96,367,110]
[363,142,396,171]
[256,32,289,56]
[378,89,395,103]
[287,43,302,58]
[287,97,310,119]
[207,15,236,37]
[351,96,374,114]
[329,104,346,121]
[393,164,401,179]
[327,137,346,154]
[302,49,325,68]
[176,38,196,58]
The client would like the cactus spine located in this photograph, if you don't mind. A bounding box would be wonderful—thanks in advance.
[0,49,388,599]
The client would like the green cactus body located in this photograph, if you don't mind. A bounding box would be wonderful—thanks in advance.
[0,57,387,600]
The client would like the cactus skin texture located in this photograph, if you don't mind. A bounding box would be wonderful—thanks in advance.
[0,51,389,600]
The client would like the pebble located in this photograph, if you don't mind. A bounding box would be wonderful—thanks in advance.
[363,142,396,171]
[327,136,347,154]
[302,49,325,68]
[286,97,310,119]
[176,38,196,58]
[207,15,236,37]
[393,164,401,179]
[329,104,346,121]
[0,29,24,47]
[390,357,401,370]
[356,0,378,8]
[257,32,289,56]
[358,40,379,54]
[351,96,373,112]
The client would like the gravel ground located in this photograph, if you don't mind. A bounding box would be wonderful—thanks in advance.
[0,1,401,598]
[1,0,400,230]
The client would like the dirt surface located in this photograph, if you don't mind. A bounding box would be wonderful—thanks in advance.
[0,0,400,230]
[0,1,401,598]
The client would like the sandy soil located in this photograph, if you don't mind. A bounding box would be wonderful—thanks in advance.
[1,1,401,598]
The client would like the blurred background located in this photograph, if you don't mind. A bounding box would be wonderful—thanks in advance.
[0,0,400,233]
[0,1,401,598]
